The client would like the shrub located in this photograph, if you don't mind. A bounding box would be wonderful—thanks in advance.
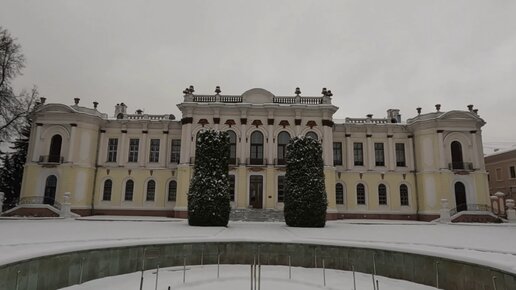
[188,129,231,226]
[284,136,327,227]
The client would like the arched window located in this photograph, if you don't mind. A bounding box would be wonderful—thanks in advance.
[250,131,264,165]
[49,134,62,163]
[277,131,290,165]
[356,183,366,205]
[455,182,467,212]
[378,184,387,205]
[124,180,134,201]
[102,179,112,201]
[306,131,318,140]
[451,141,464,169]
[168,181,177,202]
[146,180,156,201]
[44,175,57,204]
[400,184,409,206]
[227,130,237,165]
[336,183,344,205]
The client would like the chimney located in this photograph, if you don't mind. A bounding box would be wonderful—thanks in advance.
[93,101,98,109]
[416,107,422,115]
[387,109,401,123]
[435,104,441,112]
[467,104,474,111]
[40,97,46,104]
[74,98,80,105]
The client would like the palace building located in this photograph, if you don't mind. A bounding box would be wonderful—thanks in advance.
[11,87,490,220]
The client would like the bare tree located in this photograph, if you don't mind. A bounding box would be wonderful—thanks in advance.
[0,27,38,142]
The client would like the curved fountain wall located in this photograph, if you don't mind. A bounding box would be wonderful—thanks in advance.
[0,242,514,290]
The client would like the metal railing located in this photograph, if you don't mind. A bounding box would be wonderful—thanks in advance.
[19,196,62,210]
[344,117,389,124]
[190,95,326,105]
[448,162,474,171]
[38,155,64,164]
[449,203,491,216]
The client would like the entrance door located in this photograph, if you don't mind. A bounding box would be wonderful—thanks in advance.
[44,175,57,204]
[454,182,467,212]
[249,175,263,209]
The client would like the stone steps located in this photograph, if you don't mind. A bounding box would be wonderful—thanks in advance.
[230,209,285,222]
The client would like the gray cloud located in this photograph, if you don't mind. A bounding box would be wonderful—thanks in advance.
[2,0,515,151]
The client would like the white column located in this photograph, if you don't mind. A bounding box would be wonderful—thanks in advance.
[97,130,106,165]
[267,123,274,165]
[180,122,192,164]
[346,135,353,170]
[140,131,147,167]
[67,124,77,162]
[295,110,302,136]
[471,131,479,169]
[120,129,127,166]
[32,124,43,161]
[387,136,394,171]
[162,128,169,167]
[437,131,446,169]
[408,137,415,171]
[366,135,373,170]
[322,124,333,167]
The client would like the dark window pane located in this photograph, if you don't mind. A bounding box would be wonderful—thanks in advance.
[378,184,387,205]
[149,139,160,163]
[400,184,409,206]
[102,179,112,201]
[354,143,363,166]
[125,180,134,201]
[357,183,366,205]
[168,181,177,201]
[375,143,385,166]
[395,143,406,167]
[146,180,156,201]
[333,142,342,166]
[107,138,118,162]
[336,183,344,204]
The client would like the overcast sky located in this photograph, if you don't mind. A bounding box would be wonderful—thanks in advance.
[2,0,515,152]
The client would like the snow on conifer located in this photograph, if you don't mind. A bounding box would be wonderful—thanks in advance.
[284,135,327,227]
[187,129,231,226]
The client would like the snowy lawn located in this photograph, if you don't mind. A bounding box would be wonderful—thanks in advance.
[60,264,438,290]
[0,218,515,274]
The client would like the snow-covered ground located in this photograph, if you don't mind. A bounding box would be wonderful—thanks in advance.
[1,217,516,274]
[60,264,438,290]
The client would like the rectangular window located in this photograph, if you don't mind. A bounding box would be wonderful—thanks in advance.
[353,142,363,166]
[277,175,285,202]
[170,139,181,163]
[128,139,139,162]
[510,166,516,179]
[375,143,385,166]
[333,142,342,166]
[107,138,118,162]
[149,139,160,163]
[395,143,406,167]
[229,175,235,202]
[496,168,502,181]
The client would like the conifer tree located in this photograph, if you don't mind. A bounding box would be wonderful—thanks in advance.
[188,129,231,226]
[284,136,327,227]
[0,116,31,211]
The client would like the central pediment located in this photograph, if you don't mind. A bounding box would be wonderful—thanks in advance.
[241,88,275,104]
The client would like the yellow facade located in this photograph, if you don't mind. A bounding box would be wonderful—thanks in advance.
[16,88,490,220]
